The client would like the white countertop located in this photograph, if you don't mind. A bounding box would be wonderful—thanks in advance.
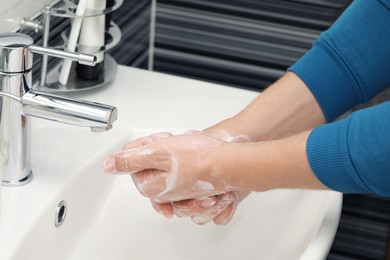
[72,66,259,131]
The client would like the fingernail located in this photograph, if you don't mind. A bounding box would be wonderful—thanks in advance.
[151,201,174,219]
[163,210,174,219]
[103,156,117,174]
[200,198,217,208]
[155,207,174,219]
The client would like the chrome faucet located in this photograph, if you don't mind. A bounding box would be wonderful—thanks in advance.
[0,33,118,186]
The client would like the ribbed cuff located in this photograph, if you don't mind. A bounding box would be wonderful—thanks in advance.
[307,118,368,194]
[288,39,363,122]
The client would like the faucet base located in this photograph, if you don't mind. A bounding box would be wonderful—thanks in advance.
[2,171,33,187]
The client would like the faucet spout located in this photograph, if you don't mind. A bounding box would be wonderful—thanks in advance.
[0,32,118,186]
[21,90,118,132]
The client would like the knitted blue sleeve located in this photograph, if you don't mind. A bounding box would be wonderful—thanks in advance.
[289,0,390,122]
[288,0,390,195]
[307,101,390,196]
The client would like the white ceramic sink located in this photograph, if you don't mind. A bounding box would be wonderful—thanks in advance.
[0,66,342,260]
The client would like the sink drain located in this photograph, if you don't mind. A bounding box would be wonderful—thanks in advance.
[55,200,67,228]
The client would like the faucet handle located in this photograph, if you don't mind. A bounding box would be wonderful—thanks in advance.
[0,33,96,73]
[30,45,96,66]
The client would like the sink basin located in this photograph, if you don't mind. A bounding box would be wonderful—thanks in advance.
[0,66,342,260]
[68,171,341,260]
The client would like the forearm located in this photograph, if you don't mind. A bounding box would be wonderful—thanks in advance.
[205,72,325,141]
[212,130,328,192]
[209,0,390,142]
[214,100,390,196]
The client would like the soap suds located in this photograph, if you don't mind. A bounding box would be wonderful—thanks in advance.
[191,193,234,225]
[192,180,215,191]
[157,154,179,197]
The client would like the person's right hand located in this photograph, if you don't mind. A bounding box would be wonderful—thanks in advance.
[173,190,250,225]
[150,129,251,226]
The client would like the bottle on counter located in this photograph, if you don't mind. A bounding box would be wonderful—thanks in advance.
[76,0,106,80]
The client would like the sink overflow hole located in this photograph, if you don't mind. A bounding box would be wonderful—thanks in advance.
[55,200,67,228]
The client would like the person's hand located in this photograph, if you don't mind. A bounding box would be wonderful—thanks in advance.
[148,129,251,225]
[104,133,235,200]
[170,190,250,225]
[103,129,251,225]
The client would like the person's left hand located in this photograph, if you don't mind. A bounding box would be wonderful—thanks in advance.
[146,130,251,225]
[103,132,241,203]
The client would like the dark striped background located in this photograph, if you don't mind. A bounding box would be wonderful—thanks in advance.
[153,0,348,90]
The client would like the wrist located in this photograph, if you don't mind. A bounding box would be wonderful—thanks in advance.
[210,141,259,192]
[203,127,251,143]
[211,131,327,192]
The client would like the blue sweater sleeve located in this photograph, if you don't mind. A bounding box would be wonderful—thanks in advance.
[288,0,390,195]
[289,0,390,122]
[307,101,390,196]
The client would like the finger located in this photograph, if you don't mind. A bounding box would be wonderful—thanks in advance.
[131,169,170,198]
[172,197,217,218]
[150,200,174,219]
[191,193,234,225]
[213,192,238,226]
[103,145,171,174]
[123,132,173,150]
